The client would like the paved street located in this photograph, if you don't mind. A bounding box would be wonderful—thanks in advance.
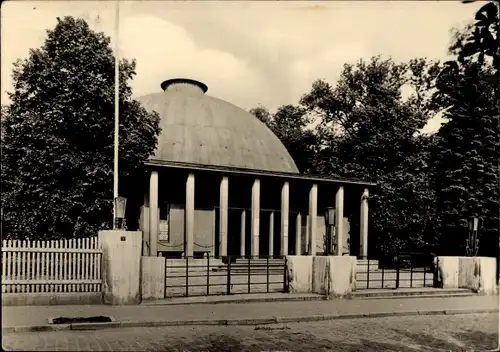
[2,313,498,351]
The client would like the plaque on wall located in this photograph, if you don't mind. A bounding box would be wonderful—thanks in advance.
[159,220,169,241]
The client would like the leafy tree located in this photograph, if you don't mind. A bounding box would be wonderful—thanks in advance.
[433,47,499,257]
[249,105,272,125]
[451,1,499,67]
[300,56,441,255]
[1,16,160,240]
[249,104,318,173]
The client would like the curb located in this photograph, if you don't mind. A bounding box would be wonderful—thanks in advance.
[352,293,476,300]
[142,292,475,306]
[351,289,473,298]
[142,296,326,306]
[3,308,497,333]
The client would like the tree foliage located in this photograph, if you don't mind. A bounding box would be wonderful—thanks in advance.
[450,1,499,67]
[299,57,441,254]
[246,4,499,258]
[1,17,160,240]
[434,20,500,257]
[251,57,442,254]
[249,104,318,174]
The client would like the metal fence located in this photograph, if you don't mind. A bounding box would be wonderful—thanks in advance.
[164,255,288,297]
[356,253,439,290]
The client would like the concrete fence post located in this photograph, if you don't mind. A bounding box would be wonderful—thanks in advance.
[98,230,142,305]
[285,255,357,298]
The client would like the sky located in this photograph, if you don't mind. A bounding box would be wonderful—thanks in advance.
[1,0,483,133]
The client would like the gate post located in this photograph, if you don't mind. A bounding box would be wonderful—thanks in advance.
[433,257,440,288]
[98,230,142,305]
[283,257,289,293]
[141,256,165,300]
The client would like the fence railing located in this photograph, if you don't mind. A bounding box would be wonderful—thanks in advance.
[1,237,102,294]
[164,255,288,298]
[356,253,439,290]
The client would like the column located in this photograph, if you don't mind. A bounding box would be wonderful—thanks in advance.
[269,212,274,258]
[219,176,229,257]
[141,193,150,256]
[335,186,344,256]
[212,208,216,257]
[360,188,369,259]
[305,215,310,254]
[185,173,195,257]
[240,210,246,257]
[280,182,290,256]
[309,184,318,256]
[251,178,260,257]
[149,170,159,257]
[295,213,302,255]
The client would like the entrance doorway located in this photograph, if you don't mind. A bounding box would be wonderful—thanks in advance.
[227,208,243,256]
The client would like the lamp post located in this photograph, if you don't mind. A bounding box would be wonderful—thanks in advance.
[466,214,480,257]
[112,0,120,229]
[324,207,335,255]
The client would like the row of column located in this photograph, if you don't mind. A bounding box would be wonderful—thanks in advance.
[148,170,369,258]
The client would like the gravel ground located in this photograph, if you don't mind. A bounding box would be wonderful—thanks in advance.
[2,313,498,351]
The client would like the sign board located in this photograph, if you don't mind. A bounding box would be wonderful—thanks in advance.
[159,220,169,241]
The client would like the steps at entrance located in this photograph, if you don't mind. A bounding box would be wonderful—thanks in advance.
[355,259,436,289]
[356,259,380,273]
[212,258,286,274]
[357,259,379,267]
[352,288,475,299]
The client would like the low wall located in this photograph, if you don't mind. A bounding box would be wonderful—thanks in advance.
[286,256,313,293]
[141,257,165,300]
[437,256,498,295]
[312,256,356,298]
[1,293,102,306]
[286,255,357,297]
[436,256,461,288]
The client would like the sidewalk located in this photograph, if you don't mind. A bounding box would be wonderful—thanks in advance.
[141,288,474,305]
[2,295,498,332]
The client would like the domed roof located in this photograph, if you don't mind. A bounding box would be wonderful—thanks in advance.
[136,78,299,174]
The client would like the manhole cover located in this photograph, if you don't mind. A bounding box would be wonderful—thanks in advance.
[50,316,113,324]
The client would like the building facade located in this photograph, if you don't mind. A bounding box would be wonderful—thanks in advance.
[137,78,374,259]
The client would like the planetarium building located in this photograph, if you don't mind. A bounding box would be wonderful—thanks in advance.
[137,78,374,259]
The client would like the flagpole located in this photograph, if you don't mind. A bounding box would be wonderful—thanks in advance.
[113,0,120,228]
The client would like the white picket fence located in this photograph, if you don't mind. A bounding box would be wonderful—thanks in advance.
[1,237,102,294]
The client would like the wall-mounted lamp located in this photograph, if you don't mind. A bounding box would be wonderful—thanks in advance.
[114,196,127,230]
[324,207,335,255]
[324,207,335,227]
[466,214,480,257]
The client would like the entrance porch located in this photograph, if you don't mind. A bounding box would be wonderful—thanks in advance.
[139,161,374,260]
